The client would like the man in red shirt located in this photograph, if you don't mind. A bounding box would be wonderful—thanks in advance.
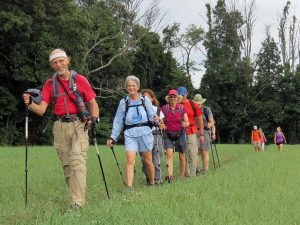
[177,87,204,177]
[23,49,99,209]
[251,125,262,152]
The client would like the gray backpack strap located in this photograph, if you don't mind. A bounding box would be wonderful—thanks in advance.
[69,70,77,90]
[123,96,129,125]
[165,104,170,114]
[179,104,184,116]
[52,73,67,104]
[51,72,74,116]
[52,73,59,105]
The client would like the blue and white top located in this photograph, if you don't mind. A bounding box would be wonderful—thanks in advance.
[110,94,155,141]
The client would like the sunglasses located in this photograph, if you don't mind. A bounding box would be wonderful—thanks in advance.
[169,95,177,98]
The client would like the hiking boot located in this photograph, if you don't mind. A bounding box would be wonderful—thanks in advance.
[70,203,82,209]
[165,175,173,183]
[69,203,82,212]
[146,177,150,186]
[123,186,134,194]
[197,169,208,176]
[147,183,156,188]
[155,180,162,186]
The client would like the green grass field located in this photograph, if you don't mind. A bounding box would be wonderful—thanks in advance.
[1,144,299,225]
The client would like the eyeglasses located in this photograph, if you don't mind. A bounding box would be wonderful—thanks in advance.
[169,96,177,98]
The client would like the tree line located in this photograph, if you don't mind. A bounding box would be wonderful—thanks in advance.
[0,0,299,145]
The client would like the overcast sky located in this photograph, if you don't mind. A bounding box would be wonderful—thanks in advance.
[151,0,300,88]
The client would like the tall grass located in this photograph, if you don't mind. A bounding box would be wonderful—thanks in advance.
[0,144,299,225]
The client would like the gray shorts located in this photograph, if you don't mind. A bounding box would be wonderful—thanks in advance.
[163,131,186,153]
[198,129,211,151]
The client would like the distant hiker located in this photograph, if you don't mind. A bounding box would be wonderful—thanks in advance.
[161,89,189,182]
[23,49,99,209]
[274,127,287,152]
[106,76,159,190]
[140,89,165,185]
[193,94,215,175]
[177,87,204,177]
[251,126,261,152]
[259,128,267,151]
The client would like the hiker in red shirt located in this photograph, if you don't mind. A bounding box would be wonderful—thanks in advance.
[251,126,262,152]
[177,87,204,177]
[23,49,99,209]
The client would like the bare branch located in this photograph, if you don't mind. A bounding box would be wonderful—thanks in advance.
[84,0,166,76]
[235,0,257,59]
[82,34,121,67]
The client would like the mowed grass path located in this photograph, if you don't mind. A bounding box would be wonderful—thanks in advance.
[0,144,299,225]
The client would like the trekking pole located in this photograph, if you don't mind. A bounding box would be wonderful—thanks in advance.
[210,140,216,169]
[91,129,110,199]
[24,106,29,206]
[213,141,221,167]
[110,146,126,186]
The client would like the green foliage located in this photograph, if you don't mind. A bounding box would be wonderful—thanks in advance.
[1,0,300,145]
[93,116,115,143]
[131,30,188,103]
[0,87,18,119]
[201,0,245,143]
[162,23,205,88]
[0,0,189,145]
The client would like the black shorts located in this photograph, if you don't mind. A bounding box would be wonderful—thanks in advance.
[163,132,186,153]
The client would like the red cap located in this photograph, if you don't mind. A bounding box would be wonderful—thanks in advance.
[168,89,178,95]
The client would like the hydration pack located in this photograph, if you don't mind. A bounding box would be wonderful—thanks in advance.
[123,95,153,130]
[52,70,90,121]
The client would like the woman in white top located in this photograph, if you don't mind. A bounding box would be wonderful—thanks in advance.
[140,89,165,185]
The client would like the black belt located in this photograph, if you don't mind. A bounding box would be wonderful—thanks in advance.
[198,127,211,130]
[124,122,152,130]
[52,114,78,123]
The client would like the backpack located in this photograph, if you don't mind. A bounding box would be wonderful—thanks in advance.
[123,95,153,130]
[202,106,210,123]
[189,99,197,116]
[52,70,90,121]
[163,104,184,141]
[164,103,184,118]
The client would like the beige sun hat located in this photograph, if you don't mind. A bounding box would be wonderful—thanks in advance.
[194,94,206,104]
[165,89,183,103]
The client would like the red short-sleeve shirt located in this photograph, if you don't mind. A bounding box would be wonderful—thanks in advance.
[182,99,202,135]
[42,73,96,116]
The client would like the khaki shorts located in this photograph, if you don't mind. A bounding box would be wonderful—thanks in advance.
[198,129,211,151]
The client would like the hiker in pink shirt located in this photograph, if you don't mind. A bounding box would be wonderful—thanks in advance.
[259,128,267,151]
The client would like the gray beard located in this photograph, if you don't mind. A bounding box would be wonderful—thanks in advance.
[56,68,66,75]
